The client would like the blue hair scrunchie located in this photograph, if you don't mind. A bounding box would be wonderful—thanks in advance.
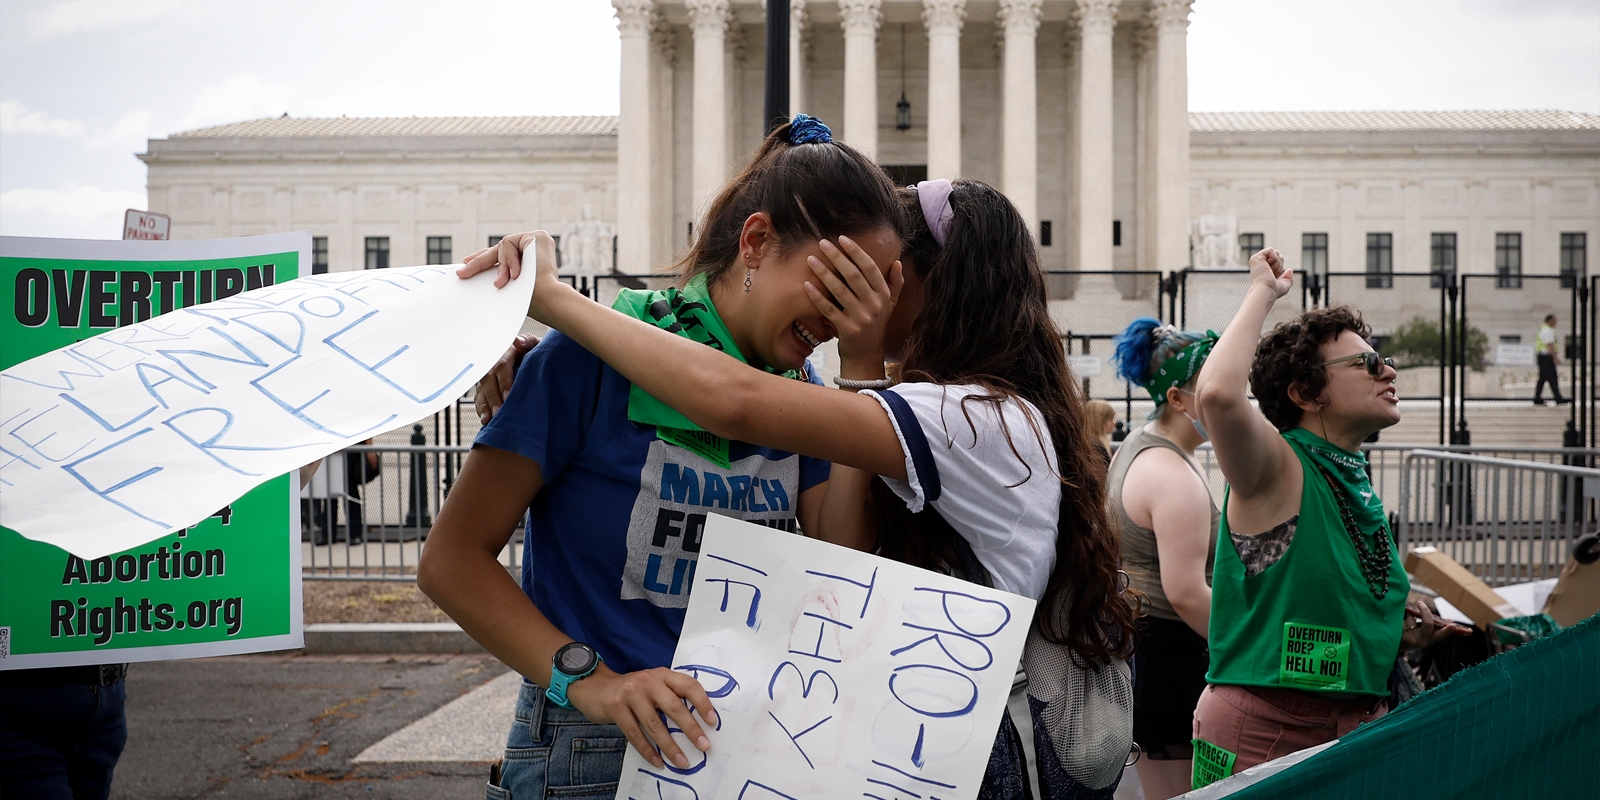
[788,114,833,145]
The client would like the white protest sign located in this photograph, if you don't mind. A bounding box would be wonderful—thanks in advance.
[1066,354,1103,378]
[1495,343,1535,367]
[1,241,533,560]
[619,515,1035,800]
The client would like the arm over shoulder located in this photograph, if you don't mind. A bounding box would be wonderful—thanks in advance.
[473,331,605,483]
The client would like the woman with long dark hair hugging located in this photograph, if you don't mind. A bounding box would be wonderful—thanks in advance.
[456,164,1141,799]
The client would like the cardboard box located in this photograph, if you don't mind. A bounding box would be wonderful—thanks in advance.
[1541,536,1600,628]
[1405,547,1520,628]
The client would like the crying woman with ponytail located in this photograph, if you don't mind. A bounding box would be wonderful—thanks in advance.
[421,115,906,800]
[473,169,1142,799]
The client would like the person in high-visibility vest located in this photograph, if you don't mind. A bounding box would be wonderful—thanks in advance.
[1533,313,1569,405]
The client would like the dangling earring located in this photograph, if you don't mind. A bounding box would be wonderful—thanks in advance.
[743,253,753,293]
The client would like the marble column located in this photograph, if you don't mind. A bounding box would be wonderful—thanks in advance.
[999,0,1039,229]
[460,182,481,261]
[923,1,965,180]
[615,0,655,273]
[1148,0,1191,273]
[1131,22,1155,270]
[212,185,232,239]
[651,14,677,265]
[336,184,355,272]
[687,0,729,214]
[1071,0,1118,271]
[790,1,809,116]
[839,0,882,159]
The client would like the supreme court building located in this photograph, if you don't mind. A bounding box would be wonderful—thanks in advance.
[141,1,1600,315]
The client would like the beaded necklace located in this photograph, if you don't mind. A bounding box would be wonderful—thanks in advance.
[1314,463,1394,600]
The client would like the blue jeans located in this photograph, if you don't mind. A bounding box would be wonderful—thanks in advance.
[489,680,628,800]
[489,681,1030,800]
[0,677,128,800]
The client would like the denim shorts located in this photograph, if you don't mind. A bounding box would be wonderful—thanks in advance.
[488,680,629,800]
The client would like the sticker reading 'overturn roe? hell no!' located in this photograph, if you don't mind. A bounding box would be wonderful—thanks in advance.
[1279,622,1352,690]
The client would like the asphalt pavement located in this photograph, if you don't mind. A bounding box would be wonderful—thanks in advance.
[111,653,509,799]
[107,651,1148,800]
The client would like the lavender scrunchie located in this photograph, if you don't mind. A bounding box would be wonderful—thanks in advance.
[916,179,955,247]
[788,114,833,144]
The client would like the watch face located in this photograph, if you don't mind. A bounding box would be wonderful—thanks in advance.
[557,643,597,674]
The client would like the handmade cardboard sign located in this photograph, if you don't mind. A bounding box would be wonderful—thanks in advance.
[1,235,534,562]
[617,515,1036,800]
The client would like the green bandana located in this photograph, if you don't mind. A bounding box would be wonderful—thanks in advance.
[610,275,805,467]
[1282,427,1387,535]
[1146,331,1218,406]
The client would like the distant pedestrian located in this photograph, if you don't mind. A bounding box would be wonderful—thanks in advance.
[1533,314,1568,405]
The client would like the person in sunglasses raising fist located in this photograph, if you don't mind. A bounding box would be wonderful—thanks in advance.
[1184,248,1463,790]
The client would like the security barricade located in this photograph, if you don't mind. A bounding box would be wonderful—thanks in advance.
[301,444,522,581]
[1397,449,1600,586]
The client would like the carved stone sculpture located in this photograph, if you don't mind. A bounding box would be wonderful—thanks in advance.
[1191,200,1239,269]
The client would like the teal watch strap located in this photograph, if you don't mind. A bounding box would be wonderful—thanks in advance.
[546,649,601,708]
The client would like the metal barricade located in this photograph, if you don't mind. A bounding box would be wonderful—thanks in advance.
[1398,450,1600,587]
[302,444,524,581]
[1175,443,1592,515]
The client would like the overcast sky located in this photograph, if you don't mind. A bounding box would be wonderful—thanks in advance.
[2,0,1596,239]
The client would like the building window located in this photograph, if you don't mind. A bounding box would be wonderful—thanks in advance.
[1560,233,1586,289]
[1365,233,1393,289]
[364,237,390,270]
[312,236,329,275]
[1239,233,1264,265]
[426,236,452,265]
[1495,232,1522,289]
[488,235,505,247]
[1302,233,1328,276]
[1429,233,1456,289]
[1041,221,1053,247]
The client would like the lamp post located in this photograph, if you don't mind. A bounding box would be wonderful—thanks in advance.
[765,0,790,133]
[895,23,911,131]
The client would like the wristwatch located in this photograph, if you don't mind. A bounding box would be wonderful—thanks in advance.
[546,642,601,708]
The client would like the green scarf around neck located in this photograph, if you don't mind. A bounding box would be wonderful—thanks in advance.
[610,275,805,466]
[1283,427,1387,536]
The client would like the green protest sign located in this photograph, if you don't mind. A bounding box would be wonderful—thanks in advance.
[0,234,308,668]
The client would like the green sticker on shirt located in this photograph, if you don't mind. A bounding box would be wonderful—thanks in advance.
[1192,738,1237,790]
[656,426,731,469]
[1280,622,1353,690]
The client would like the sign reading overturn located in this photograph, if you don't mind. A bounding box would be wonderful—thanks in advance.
[1,233,308,667]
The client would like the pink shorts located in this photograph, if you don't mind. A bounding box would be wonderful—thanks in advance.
[1190,684,1387,779]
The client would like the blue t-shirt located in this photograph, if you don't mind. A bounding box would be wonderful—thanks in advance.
[474,331,831,675]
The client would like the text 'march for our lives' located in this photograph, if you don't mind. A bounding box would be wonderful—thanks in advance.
[1,235,535,561]
[618,515,1035,800]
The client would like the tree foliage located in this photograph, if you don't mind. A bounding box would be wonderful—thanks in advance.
[1380,315,1489,372]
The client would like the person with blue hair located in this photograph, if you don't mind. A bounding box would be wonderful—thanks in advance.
[1106,317,1221,799]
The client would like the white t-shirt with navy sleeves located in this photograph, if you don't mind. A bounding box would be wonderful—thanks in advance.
[861,383,1061,601]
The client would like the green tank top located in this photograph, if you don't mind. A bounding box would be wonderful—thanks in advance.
[1206,428,1408,697]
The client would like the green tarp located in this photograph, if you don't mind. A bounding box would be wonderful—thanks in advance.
[1220,613,1599,799]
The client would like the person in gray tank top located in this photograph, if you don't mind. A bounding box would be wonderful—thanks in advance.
[1108,318,1222,800]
